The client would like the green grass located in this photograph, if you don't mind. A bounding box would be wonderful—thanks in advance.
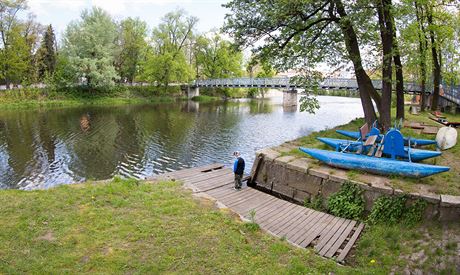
[191,95,221,102]
[1,178,457,273]
[0,86,186,110]
[0,178,343,274]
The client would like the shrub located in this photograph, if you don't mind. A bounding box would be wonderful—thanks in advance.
[327,181,365,220]
[367,195,427,225]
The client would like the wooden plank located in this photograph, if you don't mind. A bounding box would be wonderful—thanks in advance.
[274,209,313,237]
[225,190,265,208]
[264,205,304,233]
[324,220,357,258]
[238,196,278,217]
[253,200,292,223]
[364,135,377,146]
[288,211,326,243]
[318,220,351,256]
[155,163,224,180]
[296,214,336,247]
[336,223,365,262]
[183,168,232,184]
[314,218,346,252]
[193,175,234,191]
[220,190,261,208]
[261,203,300,232]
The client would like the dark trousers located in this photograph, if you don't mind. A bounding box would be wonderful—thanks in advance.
[234,174,242,188]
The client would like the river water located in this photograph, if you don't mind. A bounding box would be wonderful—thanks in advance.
[0,94,363,189]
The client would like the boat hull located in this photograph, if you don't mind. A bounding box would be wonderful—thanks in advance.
[336,130,437,146]
[317,137,441,162]
[299,147,449,178]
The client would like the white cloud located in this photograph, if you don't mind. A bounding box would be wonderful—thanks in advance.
[28,0,88,16]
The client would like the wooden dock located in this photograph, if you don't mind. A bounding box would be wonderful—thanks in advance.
[149,163,364,262]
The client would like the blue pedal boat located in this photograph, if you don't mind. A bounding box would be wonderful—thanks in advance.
[299,147,449,178]
[317,137,441,162]
[336,129,437,146]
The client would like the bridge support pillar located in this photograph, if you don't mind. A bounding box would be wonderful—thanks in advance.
[187,86,199,99]
[283,89,298,108]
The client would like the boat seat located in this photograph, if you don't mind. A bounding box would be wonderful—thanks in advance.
[382,129,406,159]
[359,123,369,141]
[364,135,378,146]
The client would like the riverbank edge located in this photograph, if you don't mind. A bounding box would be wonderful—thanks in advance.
[251,147,460,222]
[249,117,460,222]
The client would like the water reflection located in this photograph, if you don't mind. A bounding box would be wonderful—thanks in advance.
[0,95,363,189]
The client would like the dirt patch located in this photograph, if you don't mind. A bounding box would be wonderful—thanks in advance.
[36,231,56,242]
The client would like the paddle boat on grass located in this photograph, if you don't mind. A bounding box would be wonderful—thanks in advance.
[300,128,449,178]
[299,147,449,178]
[317,137,441,162]
[336,129,437,146]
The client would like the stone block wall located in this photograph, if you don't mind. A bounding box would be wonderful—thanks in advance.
[251,148,460,222]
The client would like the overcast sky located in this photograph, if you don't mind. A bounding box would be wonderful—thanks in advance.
[26,0,230,37]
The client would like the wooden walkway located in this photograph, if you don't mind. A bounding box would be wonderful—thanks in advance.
[149,163,364,262]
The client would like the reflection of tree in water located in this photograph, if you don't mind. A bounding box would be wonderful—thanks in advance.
[248,98,273,114]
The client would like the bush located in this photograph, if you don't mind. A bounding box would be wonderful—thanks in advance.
[367,195,427,225]
[327,181,365,220]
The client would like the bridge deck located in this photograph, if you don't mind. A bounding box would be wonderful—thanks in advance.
[149,164,364,263]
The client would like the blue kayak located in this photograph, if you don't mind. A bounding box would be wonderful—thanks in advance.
[317,137,441,162]
[299,147,449,178]
[336,129,437,146]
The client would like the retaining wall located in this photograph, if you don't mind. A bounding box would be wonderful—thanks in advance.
[250,147,460,222]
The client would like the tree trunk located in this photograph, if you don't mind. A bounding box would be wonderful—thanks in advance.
[392,23,404,119]
[376,0,394,131]
[335,0,378,126]
[415,0,428,111]
[428,11,440,111]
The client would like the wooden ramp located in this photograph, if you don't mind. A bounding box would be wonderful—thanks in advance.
[149,163,364,262]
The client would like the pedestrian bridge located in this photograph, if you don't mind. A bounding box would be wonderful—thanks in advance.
[192,77,460,106]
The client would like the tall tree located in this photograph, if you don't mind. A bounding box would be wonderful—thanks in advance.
[144,9,197,88]
[0,0,28,87]
[195,33,243,79]
[61,7,119,88]
[376,0,394,130]
[223,0,382,125]
[36,24,57,80]
[116,17,148,83]
[427,4,440,111]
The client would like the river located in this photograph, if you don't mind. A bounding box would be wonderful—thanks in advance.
[0,94,363,189]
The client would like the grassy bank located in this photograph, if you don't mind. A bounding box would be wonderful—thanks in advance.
[0,178,457,273]
[0,86,186,109]
[285,107,460,195]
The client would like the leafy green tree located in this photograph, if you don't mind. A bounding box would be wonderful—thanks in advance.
[61,7,119,88]
[36,24,57,80]
[223,0,381,123]
[0,25,29,87]
[195,33,243,79]
[116,17,148,83]
[142,9,197,88]
[0,0,28,87]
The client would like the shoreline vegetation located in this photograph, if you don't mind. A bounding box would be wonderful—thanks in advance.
[0,178,458,273]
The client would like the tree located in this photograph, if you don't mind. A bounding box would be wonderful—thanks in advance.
[0,25,29,86]
[61,7,119,88]
[376,0,395,130]
[195,33,243,79]
[116,17,148,83]
[223,0,381,125]
[143,9,197,88]
[0,0,28,87]
[36,24,57,80]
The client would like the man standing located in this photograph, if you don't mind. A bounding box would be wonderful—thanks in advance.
[233,151,245,190]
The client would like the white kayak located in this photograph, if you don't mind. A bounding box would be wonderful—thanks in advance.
[436,127,458,150]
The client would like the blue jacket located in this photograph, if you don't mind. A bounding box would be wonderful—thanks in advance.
[233,157,245,175]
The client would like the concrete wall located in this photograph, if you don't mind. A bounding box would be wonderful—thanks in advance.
[251,148,460,222]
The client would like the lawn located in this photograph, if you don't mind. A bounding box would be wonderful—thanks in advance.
[0,178,458,273]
